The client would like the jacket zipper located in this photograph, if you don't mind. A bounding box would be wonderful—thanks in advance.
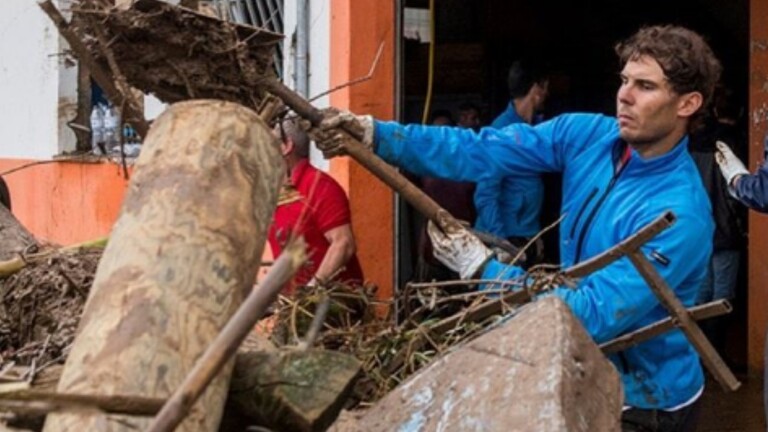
[569,188,598,239]
[573,164,629,264]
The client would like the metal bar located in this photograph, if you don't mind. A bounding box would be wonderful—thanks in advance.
[230,0,247,22]
[601,300,732,354]
[562,211,676,278]
[253,0,269,24]
[627,250,741,391]
[242,0,259,25]
[268,0,284,29]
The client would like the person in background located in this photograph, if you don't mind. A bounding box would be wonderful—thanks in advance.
[267,118,363,293]
[415,110,477,282]
[457,102,482,131]
[491,60,549,128]
[715,130,768,427]
[476,61,550,264]
[687,87,746,355]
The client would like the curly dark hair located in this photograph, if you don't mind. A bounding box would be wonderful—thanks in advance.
[615,25,722,129]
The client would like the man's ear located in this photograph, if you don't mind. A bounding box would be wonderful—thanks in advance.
[677,91,703,119]
[280,139,294,157]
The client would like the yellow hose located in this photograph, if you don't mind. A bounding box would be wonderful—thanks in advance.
[421,0,436,125]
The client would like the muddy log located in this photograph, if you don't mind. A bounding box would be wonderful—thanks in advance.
[43,100,283,432]
[0,205,38,261]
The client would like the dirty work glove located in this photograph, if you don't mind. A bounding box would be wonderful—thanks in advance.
[716,141,749,187]
[426,220,493,280]
[308,108,374,159]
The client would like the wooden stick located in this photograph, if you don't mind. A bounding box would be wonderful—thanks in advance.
[0,390,163,417]
[145,241,306,432]
[600,300,732,354]
[38,0,150,138]
[387,290,532,375]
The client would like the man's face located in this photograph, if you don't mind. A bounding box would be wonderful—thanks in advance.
[458,109,480,129]
[616,55,687,147]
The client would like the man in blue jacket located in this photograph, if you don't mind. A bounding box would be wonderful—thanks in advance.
[476,61,549,263]
[313,25,721,432]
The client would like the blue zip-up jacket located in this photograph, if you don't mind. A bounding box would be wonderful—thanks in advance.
[475,103,544,238]
[375,113,712,410]
[731,133,768,213]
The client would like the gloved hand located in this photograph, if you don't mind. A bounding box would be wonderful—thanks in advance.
[308,108,374,158]
[426,220,493,280]
[716,141,748,186]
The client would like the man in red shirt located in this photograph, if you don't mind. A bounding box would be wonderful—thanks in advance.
[268,118,364,292]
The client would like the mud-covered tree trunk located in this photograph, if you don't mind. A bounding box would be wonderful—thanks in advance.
[43,100,283,432]
[0,205,38,261]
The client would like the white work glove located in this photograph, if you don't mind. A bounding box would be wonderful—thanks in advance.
[427,220,493,280]
[308,108,374,159]
[715,141,748,187]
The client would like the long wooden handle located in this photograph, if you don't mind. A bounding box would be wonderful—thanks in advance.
[264,79,456,228]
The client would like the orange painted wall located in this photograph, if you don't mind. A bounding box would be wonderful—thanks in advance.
[329,0,396,298]
[748,0,768,372]
[0,158,130,245]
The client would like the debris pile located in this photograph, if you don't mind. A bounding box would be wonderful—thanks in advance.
[0,248,102,382]
[75,0,282,111]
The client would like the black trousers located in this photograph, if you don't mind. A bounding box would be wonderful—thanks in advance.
[621,399,701,432]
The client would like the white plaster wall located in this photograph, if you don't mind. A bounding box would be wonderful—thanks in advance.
[283,0,331,170]
[0,0,77,159]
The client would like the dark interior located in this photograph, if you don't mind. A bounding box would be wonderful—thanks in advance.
[397,0,750,369]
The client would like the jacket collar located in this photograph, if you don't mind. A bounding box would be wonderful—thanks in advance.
[613,133,691,178]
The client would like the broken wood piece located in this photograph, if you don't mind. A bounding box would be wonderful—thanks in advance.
[43,100,284,432]
[0,237,107,279]
[0,390,163,417]
[601,299,731,354]
[146,241,307,432]
[227,349,361,432]
[351,297,623,432]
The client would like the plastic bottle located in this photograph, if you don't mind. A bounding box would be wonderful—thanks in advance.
[103,104,121,153]
[89,105,104,154]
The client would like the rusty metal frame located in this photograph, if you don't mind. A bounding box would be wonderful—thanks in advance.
[563,211,741,391]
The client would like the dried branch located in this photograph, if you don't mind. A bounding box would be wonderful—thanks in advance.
[308,41,385,103]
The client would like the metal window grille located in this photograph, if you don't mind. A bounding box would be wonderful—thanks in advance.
[211,0,284,78]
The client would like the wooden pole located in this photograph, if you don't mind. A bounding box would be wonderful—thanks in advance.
[146,241,306,432]
[43,100,284,432]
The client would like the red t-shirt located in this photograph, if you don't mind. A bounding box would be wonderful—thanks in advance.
[268,160,364,290]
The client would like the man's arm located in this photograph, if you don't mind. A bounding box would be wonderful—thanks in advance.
[481,209,711,343]
[731,167,768,213]
[716,140,768,213]
[373,113,613,184]
[312,224,356,284]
